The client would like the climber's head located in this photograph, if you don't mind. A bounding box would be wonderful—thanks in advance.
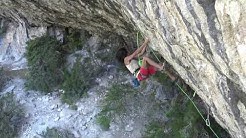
[116,47,128,63]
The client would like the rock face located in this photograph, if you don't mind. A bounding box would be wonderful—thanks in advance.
[0,0,245,137]
[0,19,46,66]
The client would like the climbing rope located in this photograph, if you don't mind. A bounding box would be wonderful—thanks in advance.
[136,32,142,66]
[176,83,219,138]
[136,32,220,138]
[136,32,161,65]
[149,47,161,63]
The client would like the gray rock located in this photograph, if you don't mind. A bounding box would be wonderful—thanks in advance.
[125,124,133,132]
[19,100,26,104]
[54,116,60,121]
[25,113,30,118]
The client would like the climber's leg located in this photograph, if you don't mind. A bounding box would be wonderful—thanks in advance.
[142,56,164,71]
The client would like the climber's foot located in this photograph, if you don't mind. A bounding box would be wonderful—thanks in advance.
[158,62,165,71]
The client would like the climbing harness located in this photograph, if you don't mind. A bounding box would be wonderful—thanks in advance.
[137,31,220,138]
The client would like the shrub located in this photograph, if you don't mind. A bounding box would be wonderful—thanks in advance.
[25,35,65,93]
[144,121,166,138]
[0,93,24,138]
[96,84,136,130]
[0,22,7,37]
[41,127,75,138]
[96,115,111,131]
[164,94,201,138]
[0,67,9,91]
[61,58,90,105]
[153,71,172,88]
[62,29,89,53]
[61,55,103,105]
[143,95,201,138]
[204,116,230,138]
[102,84,135,114]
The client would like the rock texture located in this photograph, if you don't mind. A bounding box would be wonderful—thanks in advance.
[0,0,245,137]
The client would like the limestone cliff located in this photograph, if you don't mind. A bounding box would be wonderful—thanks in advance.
[0,0,245,137]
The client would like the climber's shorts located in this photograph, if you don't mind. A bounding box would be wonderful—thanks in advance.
[137,66,156,81]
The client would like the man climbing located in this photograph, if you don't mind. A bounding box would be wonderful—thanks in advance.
[116,38,175,87]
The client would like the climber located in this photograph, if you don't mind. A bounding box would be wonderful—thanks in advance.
[116,38,165,87]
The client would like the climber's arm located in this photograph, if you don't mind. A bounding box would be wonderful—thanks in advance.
[124,38,149,65]
[137,38,149,57]
[127,38,149,60]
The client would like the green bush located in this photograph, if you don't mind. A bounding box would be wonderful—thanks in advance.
[25,32,97,104]
[96,115,111,131]
[153,71,172,88]
[0,93,24,138]
[0,22,7,37]
[62,29,88,53]
[102,84,135,114]
[0,67,9,91]
[143,97,201,138]
[61,58,90,105]
[25,35,65,93]
[97,84,136,130]
[41,127,75,138]
[164,94,201,138]
[144,122,166,138]
[204,117,230,138]
[61,55,103,105]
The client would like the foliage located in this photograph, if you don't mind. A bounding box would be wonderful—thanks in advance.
[0,67,9,91]
[25,35,65,93]
[97,84,136,130]
[62,29,88,53]
[165,86,229,138]
[61,58,90,105]
[0,93,25,138]
[24,31,99,104]
[96,115,111,131]
[153,71,172,88]
[102,84,135,114]
[41,127,75,138]
[144,121,166,138]
[0,23,7,37]
[69,105,78,110]
[143,93,202,138]
[164,94,201,138]
[204,117,230,138]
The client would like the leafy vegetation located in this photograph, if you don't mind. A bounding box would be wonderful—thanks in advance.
[0,93,25,138]
[61,58,90,105]
[0,22,7,37]
[0,67,9,91]
[62,29,87,53]
[143,94,201,138]
[102,84,135,114]
[25,35,65,93]
[165,96,201,138]
[144,121,166,138]
[153,71,172,88]
[96,115,111,130]
[96,84,136,130]
[204,117,230,138]
[144,89,229,138]
[25,31,97,104]
[41,127,75,138]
